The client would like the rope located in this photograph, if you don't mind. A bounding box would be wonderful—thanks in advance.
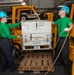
[44,31,69,75]
[54,31,64,48]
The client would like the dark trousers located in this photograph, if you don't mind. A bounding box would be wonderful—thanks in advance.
[54,37,71,75]
[0,38,15,70]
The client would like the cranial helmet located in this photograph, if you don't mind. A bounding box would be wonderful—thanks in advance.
[61,6,70,14]
[0,11,8,18]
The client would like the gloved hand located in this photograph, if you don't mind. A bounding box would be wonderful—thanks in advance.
[64,28,70,32]
[17,36,21,38]
[21,17,26,22]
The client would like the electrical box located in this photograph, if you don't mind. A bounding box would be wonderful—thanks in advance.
[21,20,52,50]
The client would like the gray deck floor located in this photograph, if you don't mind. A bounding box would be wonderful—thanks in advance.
[0,65,66,75]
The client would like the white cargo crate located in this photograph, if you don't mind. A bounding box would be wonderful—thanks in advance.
[21,20,52,50]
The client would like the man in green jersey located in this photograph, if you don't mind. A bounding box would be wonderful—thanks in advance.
[53,6,73,75]
[0,11,21,72]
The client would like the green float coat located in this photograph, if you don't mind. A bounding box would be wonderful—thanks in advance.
[54,17,72,37]
[0,22,21,39]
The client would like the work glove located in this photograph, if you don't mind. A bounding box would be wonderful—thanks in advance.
[17,36,21,38]
[64,28,70,32]
[21,17,26,22]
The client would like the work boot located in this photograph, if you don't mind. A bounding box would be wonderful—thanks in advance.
[9,65,18,72]
[65,69,71,75]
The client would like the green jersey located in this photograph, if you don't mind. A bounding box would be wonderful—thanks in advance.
[54,17,72,37]
[0,22,21,39]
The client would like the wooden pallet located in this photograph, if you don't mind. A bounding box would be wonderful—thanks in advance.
[22,45,52,50]
[18,51,54,73]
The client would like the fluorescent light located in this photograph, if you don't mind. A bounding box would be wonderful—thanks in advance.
[21,2,26,5]
[19,0,26,5]
[58,5,63,7]
[19,0,23,1]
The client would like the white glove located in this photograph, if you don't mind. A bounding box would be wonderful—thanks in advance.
[64,28,70,32]
[21,17,26,22]
[17,36,21,38]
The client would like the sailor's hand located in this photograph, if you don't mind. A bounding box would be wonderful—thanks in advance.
[64,28,70,32]
[17,36,21,38]
[21,17,26,22]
